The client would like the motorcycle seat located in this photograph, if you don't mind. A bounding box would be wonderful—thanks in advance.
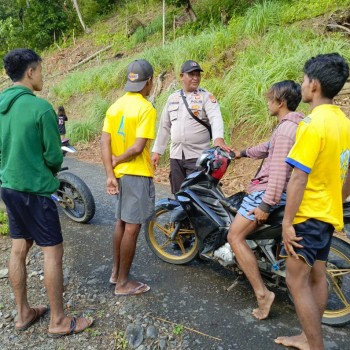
[266,206,285,225]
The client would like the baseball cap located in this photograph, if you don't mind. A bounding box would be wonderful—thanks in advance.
[124,59,154,92]
[181,60,203,73]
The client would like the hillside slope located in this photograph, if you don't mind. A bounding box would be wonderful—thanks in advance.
[1,1,350,194]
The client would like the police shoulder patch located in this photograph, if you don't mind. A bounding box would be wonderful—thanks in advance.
[208,94,217,103]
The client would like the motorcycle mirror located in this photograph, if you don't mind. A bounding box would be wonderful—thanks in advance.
[61,145,77,153]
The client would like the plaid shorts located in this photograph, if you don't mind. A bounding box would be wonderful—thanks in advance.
[238,190,287,221]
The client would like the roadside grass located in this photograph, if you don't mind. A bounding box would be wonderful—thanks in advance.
[219,27,350,138]
[51,0,350,145]
[67,94,110,143]
[0,210,9,236]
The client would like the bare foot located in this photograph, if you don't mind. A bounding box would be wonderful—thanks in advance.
[275,333,309,350]
[252,291,275,320]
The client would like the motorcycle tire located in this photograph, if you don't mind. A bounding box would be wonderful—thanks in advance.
[57,171,95,223]
[322,236,350,326]
[146,206,199,264]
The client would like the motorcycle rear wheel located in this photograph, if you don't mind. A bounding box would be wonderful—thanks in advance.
[146,206,198,264]
[57,172,95,223]
[322,236,350,326]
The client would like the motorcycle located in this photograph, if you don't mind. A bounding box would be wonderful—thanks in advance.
[51,139,96,223]
[146,147,350,327]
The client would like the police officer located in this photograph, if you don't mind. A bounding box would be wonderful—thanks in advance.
[152,60,231,194]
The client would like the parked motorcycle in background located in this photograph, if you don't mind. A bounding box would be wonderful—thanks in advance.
[51,139,95,223]
[146,147,350,326]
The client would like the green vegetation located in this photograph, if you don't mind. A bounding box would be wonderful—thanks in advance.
[1,0,349,146]
[173,324,184,335]
[0,209,9,236]
[48,0,350,145]
[114,331,128,350]
[0,0,118,59]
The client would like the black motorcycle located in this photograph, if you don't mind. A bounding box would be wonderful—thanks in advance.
[146,147,350,327]
[51,139,95,223]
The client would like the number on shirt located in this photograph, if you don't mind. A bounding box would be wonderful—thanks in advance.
[117,115,125,140]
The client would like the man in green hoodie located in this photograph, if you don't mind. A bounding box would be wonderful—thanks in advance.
[0,48,93,336]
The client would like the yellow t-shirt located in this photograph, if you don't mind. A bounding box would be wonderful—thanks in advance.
[103,92,156,178]
[286,104,350,231]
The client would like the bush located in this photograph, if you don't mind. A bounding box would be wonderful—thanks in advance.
[0,209,9,236]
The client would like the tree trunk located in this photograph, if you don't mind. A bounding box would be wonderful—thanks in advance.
[185,0,197,22]
[71,0,91,33]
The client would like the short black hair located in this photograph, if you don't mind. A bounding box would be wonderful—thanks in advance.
[303,53,349,99]
[57,106,65,115]
[266,80,302,111]
[3,48,42,82]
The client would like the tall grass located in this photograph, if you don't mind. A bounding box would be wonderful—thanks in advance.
[219,27,350,139]
[67,121,97,144]
[51,0,350,145]
[52,60,128,102]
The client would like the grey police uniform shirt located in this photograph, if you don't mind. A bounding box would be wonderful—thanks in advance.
[152,88,224,160]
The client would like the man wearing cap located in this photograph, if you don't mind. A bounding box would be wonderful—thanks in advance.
[101,59,156,296]
[152,60,231,194]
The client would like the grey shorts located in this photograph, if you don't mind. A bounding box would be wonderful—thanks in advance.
[115,175,155,224]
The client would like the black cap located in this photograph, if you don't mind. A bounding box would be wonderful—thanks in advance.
[124,59,154,92]
[181,60,203,73]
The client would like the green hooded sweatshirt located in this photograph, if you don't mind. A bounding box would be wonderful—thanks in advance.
[0,85,63,196]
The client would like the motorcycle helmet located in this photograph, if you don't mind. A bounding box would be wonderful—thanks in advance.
[211,148,230,180]
[197,147,232,180]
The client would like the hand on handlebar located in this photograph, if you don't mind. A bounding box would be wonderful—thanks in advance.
[213,138,232,154]
[231,148,241,159]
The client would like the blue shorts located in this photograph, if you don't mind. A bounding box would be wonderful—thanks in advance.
[238,190,286,221]
[1,188,63,247]
[280,218,334,266]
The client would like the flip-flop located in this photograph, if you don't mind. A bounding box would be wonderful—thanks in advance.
[114,283,151,296]
[48,316,94,338]
[15,306,48,331]
[109,278,117,284]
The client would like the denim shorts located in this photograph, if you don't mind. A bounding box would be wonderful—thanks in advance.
[280,218,334,266]
[238,190,287,221]
[1,188,63,247]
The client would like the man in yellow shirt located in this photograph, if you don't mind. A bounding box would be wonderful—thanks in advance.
[101,59,156,296]
[275,53,350,349]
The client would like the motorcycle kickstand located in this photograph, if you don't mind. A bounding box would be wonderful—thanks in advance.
[225,274,243,292]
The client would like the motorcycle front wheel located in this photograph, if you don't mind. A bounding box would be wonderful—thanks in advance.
[323,236,350,326]
[146,206,199,264]
[56,172,95,223]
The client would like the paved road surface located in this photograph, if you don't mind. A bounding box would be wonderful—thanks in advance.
[59,156,350,350]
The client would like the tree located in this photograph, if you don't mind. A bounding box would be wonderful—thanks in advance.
[167,0,197,22]
[71,0,91,33]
